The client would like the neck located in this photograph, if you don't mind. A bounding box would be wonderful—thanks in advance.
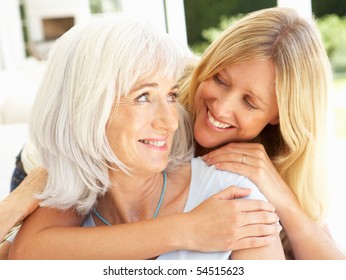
[96,170,165,224]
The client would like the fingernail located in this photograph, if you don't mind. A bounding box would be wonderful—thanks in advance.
[202,155,208,161]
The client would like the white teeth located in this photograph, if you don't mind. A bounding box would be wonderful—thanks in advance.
[140,139,166,147]
[207,111,232,129]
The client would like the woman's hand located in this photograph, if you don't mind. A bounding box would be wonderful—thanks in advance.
[182,186,282,252]
[202,143,298,212]
[10,167,48,219]
[0,167,47,246]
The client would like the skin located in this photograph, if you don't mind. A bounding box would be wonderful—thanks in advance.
[8,75,284,260]
[99,78,182,224]
[0,168,46,259]
[194,60,279,152]
[107,79,179,176]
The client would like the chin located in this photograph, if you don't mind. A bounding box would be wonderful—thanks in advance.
[149,160,170,172]
[194,132,220,149]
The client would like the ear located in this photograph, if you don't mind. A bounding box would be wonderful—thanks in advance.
[269,115,280,125]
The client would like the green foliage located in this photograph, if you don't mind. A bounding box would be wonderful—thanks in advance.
[190,14,243,54]
[318,15,346,73]
[318,15,346,58]
[89,0,103,14]
[201,14,244,43]
[184,0,275,45]
[312,0,346,17]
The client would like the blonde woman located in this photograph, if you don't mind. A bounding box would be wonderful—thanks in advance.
[181,7,342,259]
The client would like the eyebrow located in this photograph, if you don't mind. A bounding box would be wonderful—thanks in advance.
[132,83,179,91]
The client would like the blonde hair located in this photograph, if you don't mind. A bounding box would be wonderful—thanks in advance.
[30,16,194,215]
[179,7,332,257]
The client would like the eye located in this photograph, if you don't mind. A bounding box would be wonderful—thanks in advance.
[243,96,258,110]
[213,74,228,87]
[167,92,179,103]
[135,93,150,103]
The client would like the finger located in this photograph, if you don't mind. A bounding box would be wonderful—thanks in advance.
[204,143,268,164]
[214,161,258,181]
[10,168,48,200]
[240,223,282,239]
[242,210,280,225]
[27,167,48,182]
[222,144,270,162]
[204,143,260,158]
[204,151,245,164]
[227,142,264,149]
[214,186,252,200]
[224,199,275,213]
[205,152,261,167]
[18,167,48,188]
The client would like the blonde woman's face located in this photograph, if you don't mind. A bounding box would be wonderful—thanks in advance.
[194,59,279,148]
[106,77,179,174]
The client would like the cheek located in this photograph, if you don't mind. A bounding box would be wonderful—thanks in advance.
[194,86,203,109]
[106,113,135,145]
[195,81,214,113]
[171,107,180,131]
[241,116,272,138]
[106,121,123,147]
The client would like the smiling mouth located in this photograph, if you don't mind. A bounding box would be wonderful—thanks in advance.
[207,110,233,129]
[139,139,166,147]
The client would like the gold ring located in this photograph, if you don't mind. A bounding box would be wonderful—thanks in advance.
[241,155,246,164]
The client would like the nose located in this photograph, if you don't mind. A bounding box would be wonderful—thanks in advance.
[152,102,179,133]
[212,90,238,120]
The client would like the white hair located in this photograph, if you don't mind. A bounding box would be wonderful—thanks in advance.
[30,16,194,214]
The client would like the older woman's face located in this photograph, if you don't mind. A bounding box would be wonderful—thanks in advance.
[194,59,279,148]
[106,77,179,174]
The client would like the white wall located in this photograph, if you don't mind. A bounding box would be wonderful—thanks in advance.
[119,0,187,46]
[277,0,312,19]
[24,0,91,42]
[0,0,25,69]
[164,0,188,46]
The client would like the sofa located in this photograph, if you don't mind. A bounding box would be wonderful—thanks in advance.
[0,57,44,200]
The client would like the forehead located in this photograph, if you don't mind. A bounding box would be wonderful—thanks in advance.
[123,71,178,95]
[132,76,178,90]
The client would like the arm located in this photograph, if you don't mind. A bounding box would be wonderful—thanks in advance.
[204,142,346,259]
[9,186,280,260]
[278,203,346,260]
[0,167,47,241]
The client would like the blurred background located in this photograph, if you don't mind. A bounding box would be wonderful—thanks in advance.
[0,0,345,253]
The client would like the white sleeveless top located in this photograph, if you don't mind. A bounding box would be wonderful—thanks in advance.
[83,157,267,260]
